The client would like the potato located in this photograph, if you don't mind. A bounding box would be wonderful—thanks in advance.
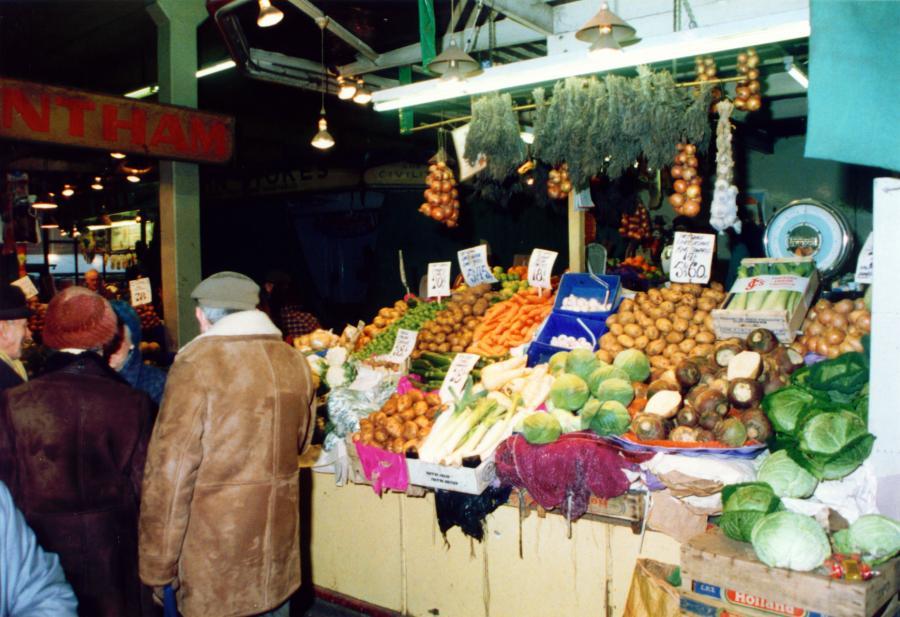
[679,338,697,353]
[692,309,709,325]
[618,312,636,325]
[656,318,673,333]
[663,343,680,358]
[686,324,700,339]
[624,323,642,338]
[697,298,716,312]
[658,300,675,315]
[635,292,649,304]
[665,330,685,344]
[620,298,635,313]
[650,355,670,369]
[672,317,690,333]
[637,315,655,328]
[687,284,703,297]
[595,349,613,364]
[700,289,719,300]
[675,305,693,320]
[647,339,667,356]
[605,314,619,326]
[695,331,716,345]
[648,307,663,320]
[610,342,625,354]
[645,325,660,340]
[634,335,649,350]
[681,294,697,308]
[648,288,663,304]
[600,332,619,351]
[670,352,688,365]
[693,343,715,358]
[617,334,636,348]
[704,314,715,332]
[609,323,625,336]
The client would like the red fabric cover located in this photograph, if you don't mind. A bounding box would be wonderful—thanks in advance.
[495,431,649,520]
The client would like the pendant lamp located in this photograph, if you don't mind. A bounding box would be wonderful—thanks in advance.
[575,2,639,52]
[427,0,481,80]
[311,18,334,150]
[257,0,284,28]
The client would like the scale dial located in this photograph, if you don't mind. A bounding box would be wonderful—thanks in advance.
[764,198,853,278]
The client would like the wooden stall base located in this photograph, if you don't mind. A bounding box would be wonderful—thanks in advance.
[314,585,402,617]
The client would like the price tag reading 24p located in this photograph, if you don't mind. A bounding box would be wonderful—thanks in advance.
[457,245,497,287]
[670,232,715,284]
[440,353,480,404]
[427,261,452,298]
[528,248,558,289]
[129,278,153,307]
[381,328,418,364]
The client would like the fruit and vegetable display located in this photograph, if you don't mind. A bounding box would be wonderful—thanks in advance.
[793,297,870,359]
[546,164,572,201]
[353,388,444,454]
[355,299,442,359]
[294,329,341,353]
[619,203,652,240]
[492,266,530,300]
[668,144,702,218]
[599,283,726,371]
[468,287,554,357]
[559,294,612,313]
[415,284,493,355]
[420,160,460,228]
[135,302,162,330]
[733,48,762,113]
[722,260,815,312]
[549,334,593,351]
[411,351,488,393]
[606,256,664,284]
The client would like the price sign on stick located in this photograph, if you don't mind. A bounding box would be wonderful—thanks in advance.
[11,276,38,299]
[528,248,558,289]
[854,232,873,285]
[457,245,497,287]
[440,353,480,403]
[669,232,715,284]
[381,328,418,364]
[427,262,452,298]
[129,278,153,307]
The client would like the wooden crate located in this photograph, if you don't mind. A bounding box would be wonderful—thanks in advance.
[712,257,819,344]
[681,528,899,617]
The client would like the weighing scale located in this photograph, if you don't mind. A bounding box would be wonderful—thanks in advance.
[763,198,854,279]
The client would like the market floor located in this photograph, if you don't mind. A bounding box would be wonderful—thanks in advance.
[301,599,368,617]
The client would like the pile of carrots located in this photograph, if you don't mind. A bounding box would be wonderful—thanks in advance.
[467,288,554,356]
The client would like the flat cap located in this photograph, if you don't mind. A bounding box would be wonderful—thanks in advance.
[190,271,260,311]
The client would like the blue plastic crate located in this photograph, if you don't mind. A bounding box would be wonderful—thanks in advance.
[553,273,622,320]
[526,313,607,367]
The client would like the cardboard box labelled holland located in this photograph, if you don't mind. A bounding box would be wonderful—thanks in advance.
[407,455,496,495]
[681,528,900,617]
[712,257,819,344]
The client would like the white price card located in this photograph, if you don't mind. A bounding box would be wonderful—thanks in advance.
[574,188,594,211]
[669,232,715,284]
[380,328,418,364]
[528,248,558,289]
[427,261,452,298]
[129,278,153,307]
[854,232,873,285]
[440,353,480,404]
[11,276,38,299]
[457,245,497,287]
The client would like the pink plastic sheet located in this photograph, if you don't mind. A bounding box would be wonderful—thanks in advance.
[354,441,410,495]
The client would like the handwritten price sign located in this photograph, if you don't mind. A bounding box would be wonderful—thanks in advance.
[381,328,418,364]
[670,232,715,284]
[440,353,480,404]
[528,248,558,289]
[427,262,452,298]
[11,276,38,299]
[457,245,497,287]
[129,278,153,307]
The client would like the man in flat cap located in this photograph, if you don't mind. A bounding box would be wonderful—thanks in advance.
[0,285,32,393]
[138,272,315,617]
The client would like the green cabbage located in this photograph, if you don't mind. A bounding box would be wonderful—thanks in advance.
[548,351,570,376]
[847,515,900,564]
[549,373,591,411]
[761,386,821,436]
[588,401,631,436]
[521,412,562,445]
[613,349,650,382]
[587,365,630,397]
[720,482,781,543]
[594,377,634,407]
[549,407,581,434]
[565,349,598,381]
[797,411,875,480]
[751,511,831,572]
[757,450,818,499]
[579,398,603,430]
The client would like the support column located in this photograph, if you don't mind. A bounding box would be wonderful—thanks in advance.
[567,192,585,272]
[148,0,206,347]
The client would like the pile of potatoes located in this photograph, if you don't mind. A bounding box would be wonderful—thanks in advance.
[598,283,728,371]
[352,389,443,454]
[355,300,409,351]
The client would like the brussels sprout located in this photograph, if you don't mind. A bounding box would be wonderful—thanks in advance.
[522,412,562,445]
[613,349,651,382]
[756,450,818,498]
[549,374,591,411]
[751,511,831,572]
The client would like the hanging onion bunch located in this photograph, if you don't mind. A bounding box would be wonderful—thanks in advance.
[734,49,762,112]
[547,164,572,200]
[619,203,651,240]
[669,143,702,217]
[709,100,741,233]
[420,156,460,228]
[695,55,723,108]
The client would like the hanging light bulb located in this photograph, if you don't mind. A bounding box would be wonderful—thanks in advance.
[257,0,284,28]
[575,2,639,54]
[91,177,104,191]
[61,185,75,197]
[126,174,141,183]
[352,79,372,105]
[110,152,126,159]
[337,76,357,100]
[311,114,335,150]
[311,17,335,150]
[33,192,58,210]
[428,38,482,81]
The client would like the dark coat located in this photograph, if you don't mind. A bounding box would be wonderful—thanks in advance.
[0,351,156,617]
[0,360,24,393]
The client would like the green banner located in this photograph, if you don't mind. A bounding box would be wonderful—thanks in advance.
[399,66,413,134]
[418,0,437,67]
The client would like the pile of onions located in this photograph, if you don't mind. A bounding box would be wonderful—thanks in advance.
[619,203,651,240]
[547,164,572,200]
[793,298,870,359]
[669,143,702,217]
[734,49,762,112]
[420,161,460,228]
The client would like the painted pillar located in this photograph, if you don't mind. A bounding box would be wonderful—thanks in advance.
[568,191,585,272]
[147,0,206,347]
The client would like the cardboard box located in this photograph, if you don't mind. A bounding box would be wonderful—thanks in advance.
[712,257,819,344]
[406,455,496,495]
[681,528,899,617]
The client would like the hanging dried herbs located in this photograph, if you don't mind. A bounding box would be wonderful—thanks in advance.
[532,67,713,189]
[464,92,526,182]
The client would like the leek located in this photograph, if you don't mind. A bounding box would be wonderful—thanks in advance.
[746,262,771,310]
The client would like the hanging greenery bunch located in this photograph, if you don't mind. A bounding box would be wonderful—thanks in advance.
[464,92,525,182]
[532,67,713,189]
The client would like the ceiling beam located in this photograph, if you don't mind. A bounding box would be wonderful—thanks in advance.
[481,0,555,36]
[285,0,379,62]
[249,49,398,90]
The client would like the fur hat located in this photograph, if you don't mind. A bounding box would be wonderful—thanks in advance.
[43,287,118,350]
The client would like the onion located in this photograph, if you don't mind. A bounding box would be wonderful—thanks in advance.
[818,308,835,325]
[675,153,687,165]
[816,338,831,357]
[439,192,451,206]
[685,144,697,155]
[692,176,703,185]
[669,193,686,208]
[830,313,848,330]
[682,167,697,181]
[440,181,452,192]
[685,184,701,199]
[854,299,866,311]
[683,199,701,217]
[419,203,431,214]
[748,81,761,94]
[839,340,855,354]
[671,165,684,179]
[834,299,854,314]
[826,346,841,359]
[747,69,760,81]
[815,299,831,312]
[807,321,824,337]
[686,156,699,168]
[848,337,864,352]
[746,95,762,111]
[848,309,866,325]
[734,97,747,110]
[807,309,818,321]
[791,341,807,355]
[848,325,862,339]
[736,86,750,99]
[806,336,819,352]
[857,313,871,333]
[430,206,446,221]
[674,179,688,193]
[737,53,748,64]
[824,327,845,345]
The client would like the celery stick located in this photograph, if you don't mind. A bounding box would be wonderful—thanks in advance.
[761,263,793,311]
[746,263,771,311]
[729,265,751,311]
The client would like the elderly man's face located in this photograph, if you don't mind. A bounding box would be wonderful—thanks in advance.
[0,318,32,360]
[85,271,100,291]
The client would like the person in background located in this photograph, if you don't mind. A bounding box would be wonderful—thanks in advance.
[83,269,103,293]
[265,275,321,344]
[0,287,156,617]
[0,286,31,392]
[0,481,78,617]
[139,271,315,617]
[109,301,167,405]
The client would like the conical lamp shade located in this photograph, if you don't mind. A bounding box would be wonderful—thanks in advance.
[576,3,639,47]
[427,39,482,78]
[311,117,334,150]
[33,193,58,210]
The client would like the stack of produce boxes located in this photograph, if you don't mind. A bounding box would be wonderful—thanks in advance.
[527,273,621,366]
